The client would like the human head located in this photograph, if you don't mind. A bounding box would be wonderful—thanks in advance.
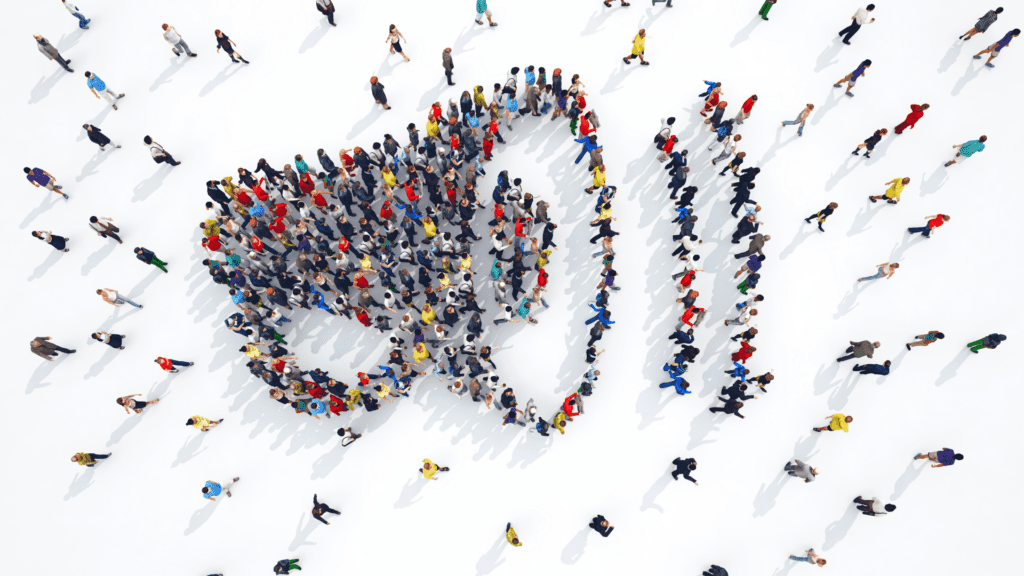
[185,418,196,426]
[639,29,646,37]
[954,453,964,461]
[202,486,211,494]
[162,23,169,30]
[901,177,911,185]
[921,104,930,110]
[816,558,827,567]
[85,71,93,78]
[866,4,875,10]
[370,76,378,85]
[884,504,897,512]
[845,415,854,423]
[979,135,988,142]
[862,59,872,67]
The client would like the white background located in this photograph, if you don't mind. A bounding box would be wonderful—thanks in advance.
[5,0,1022,574]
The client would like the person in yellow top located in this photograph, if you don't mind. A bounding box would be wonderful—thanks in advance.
[413,342,432,364]
[420,458,450,480]
[597,203,613,221]
[623,29,649,65]
[586,164,606,193]
[459,254,472,272]
[422,216,438,240]
[381,165,398,189]
[437,272,450,290]
[505,522,522,546]
[426,117,440,138]
[346,389,362,411]
[474,85,488,111]
[201,219,221,238]
[240,343,266,360]
[421,303,437,325]
[359,253,374,271]
[814,413,853,433]
[535,249,552,270]
[553,412,568,434]
[186,416,223,431]
[869,177,910,204]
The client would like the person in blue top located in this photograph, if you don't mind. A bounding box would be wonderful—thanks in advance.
[915,448,964,468]
[84,71,124,109]
[659,363,690,395]
[574,135,602,165]
[62,1,90,29]
[24,167,67,199]
[201,477,238,501]
[974,28,1019,67]
[724,362,749,381]
[585,304,614,327]
[945,135,987,166]
[833,59,871,97]
[852,360,891,375]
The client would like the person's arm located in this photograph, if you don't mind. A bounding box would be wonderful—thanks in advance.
[90,88,100,99]
[229,38,237,47]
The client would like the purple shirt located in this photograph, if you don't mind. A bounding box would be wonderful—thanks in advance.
[26,168,50,186]
[746,255,763,273]
[937,448,956,466]
[996,31,1015,49]
[851,65,867,80]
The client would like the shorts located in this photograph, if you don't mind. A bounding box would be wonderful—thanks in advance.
[928,451,938,459]
[476,9,492,18]
[45,181,56,190]
[989,44,1002,57]
[847,79,857,87]
[949,151,968,164]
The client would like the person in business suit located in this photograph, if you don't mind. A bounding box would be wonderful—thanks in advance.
[311,494,340,525]
[671,457,698,484]
[589,515,614,537]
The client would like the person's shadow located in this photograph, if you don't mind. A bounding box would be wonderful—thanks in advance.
[809,88,841,126]
[288,511,321,551]
[561,528,590,564]
[600,64,642,95]
[170,434,209,468]
[184,500,220,536]
[936,347,972,386]
[580,5,617,37]
[149,57,188,92]
[730,16,762,48]
[63,468,96,501]
[80,242,117,276]
[639,471,673,513]
[814,37,844,72]
[75,148,114,183]
[199,63,245,98]
[779,224,817,261]
[346,106,383,140]
[132,164,174,202]
[299,19,332,54]
[27,249,63,282]
[821,504,859,551]
[891,458,926,500]
[19,192,60,230]
[393,477,426,508]
[27,358,60,394]
[752,469,788,517]
[474,533,507,576]
[951,61,983,96]
[937,41,966,74]
[28,68,69,104]
[918,167,949,196]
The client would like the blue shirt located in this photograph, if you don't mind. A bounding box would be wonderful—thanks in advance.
[517,298,531,318]
[476,0,488,12]
[87,74,106,91]
[959,140,986,157]
[490,260,503,280]
[937,448,956,466]
[249,204,266,218]
[230,291,245,305]
[851,65,866,81]
[203,481,222,499]
[26,168,50,186]
[996,31,1015,49]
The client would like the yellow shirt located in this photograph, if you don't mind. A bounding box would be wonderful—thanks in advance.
[426,119,439,138]
[829,413,850,433]
[422,458,437,480]
[632,34,646,56]
[203,220,221,238]
[593,167,606,188]
[598,205,612,220]
[243,344,262,359]
[553,412,567,435]
[360,255,372,270]
[438,274,450,290]
[191,416,211,429]
[424,220,438,238]
[346,389,362,411]
[474,87,487,108]
[383,170,397,188]
[422,307,436,324]
[460,256,472,270]
[884,179,904,199]
[506,525,522,547]
[536,249,551,269]
[413,345,431,363]
[376,384,391,398]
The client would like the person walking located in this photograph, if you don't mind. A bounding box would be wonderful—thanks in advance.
[960,8,1003,41]
[907,214,950,238]
[894,103,929,134]
[311,494,340,524]
[186,416,223,432]
[92,331,124,349]
[622,29,649,65]
[274,559,301,574]
[789,549,827,567]
[852,360,891,375]
[144,136,181,166]
[24,167,68,199]
[838,4,875,44]
[85,71,124,110]
[35,34,73,72]
[703,565,729,576]
[671,457,698,484]
[589,515,615,537]
[135,247,169,273]
[31,336,76,361]
[505,522,522,546]
[162,23,197,57]
[337,427,361,446]
[813,413,853,433]
[785,459,818,482]
[852,129,886,158]
[83,124,119,151]
[604,0,632,6]
[316,0,337,26]
[734,95,757,125]
[973,28,1019,67]
[834,59,871,97]
[914,448,964,468]
[475,0,498,26]
[202,477,239,501]
[420,458,449,480]
[857,262,898,282]
[71,452,110,466]
[853,496,895,516]
[758,0,777,20]
[214,29,249,63]
[907,330,944,350]
[804,202,837,232]
[868,177,909,204]
[370,76,391,110]
[62,1,90,29]
[386,24,410,61]
[116,393,161,415]
[967,333,1006,353]
[442,47,455,85]
[98,288,141,308]
[944,136,987,166]
[34,230,70,252]
[781,103,813,136]
[156,356,194,372]
[89,216,122,244]
[836,340,879,362]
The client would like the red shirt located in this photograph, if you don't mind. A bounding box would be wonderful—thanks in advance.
[681,305,702,326]
[679,270,695,288]
[270,218,286,234]
[253,179,270,202]
[298,173,315,195]
[405,183,420,202]
[732,342,753,363]
[706,92,720,108]
[235,190,251,205]
[380,202,393,220]
[576,95,587,110]
[356,311,371,327]
[905,104,924,127]
[355,276,370,289]
[742,97,756,113]
[537,271,548,287]
[927,215,946,229]
[488,120,499,134]
[662,138,675,154]
[273,203,289,217]
[446,187,458,205]
[563,393,581,417]
[580,117,593,136]
[358,374,370,386]
[338,237,350,252]
[157,357,173,371]
[431,104,442,120]
[251,237,264,252]
[203,236,222,251]
[483,139,494,156]
[312,191,327,207]
[450,134,460,150]
[493,205,504,220]
[341,153,354,172]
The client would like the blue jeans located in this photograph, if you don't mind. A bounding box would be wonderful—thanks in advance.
[791,549,816,564]
[72,12,89,28]
[908,226,931,237]
[114,297,141,308]
[782,114,805,136]
[859,266,885,282]
[167,359,191,367]
[574,144,589,164]
[659,379,689,395]
[274,316,292,326]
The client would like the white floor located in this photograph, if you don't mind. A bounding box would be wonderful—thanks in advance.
[6,1,1022,574]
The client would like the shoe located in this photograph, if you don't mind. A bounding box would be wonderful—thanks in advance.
[623,57,631,64]
[641,61,650,65]
[226,491,232,497]
[853,364,860,370]
[762,17,768,20]
[63,193,69,200]
[852,150,859,155]
[973,55,982,59]
[117,94,125,99]
[115,145,121,148]
[864,153,871,158]
[833,84,841,88]
[985,63,995,68]
[188,362,195,366]
[906,344,911,351]
[842,40,851,45]
[112,105,117,110]
[67,59,72,64]
[189,54,198,57]
[233,477,239,481]
[914,453,923,459]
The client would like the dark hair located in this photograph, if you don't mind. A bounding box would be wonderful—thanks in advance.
[144,136,152,144]
[1013,28,1021,35]
[862,59,872,66]
[936,333,945,339]
[884,504,897,512]
[202,487,210,493]
[84,71,91,77]
[692,255,700,261]
[23,167,31,174]
[186,419,195,426]
[510,67,520,74]
[513,178,522,185]
[954,453,964,460]
[866,3,875,9]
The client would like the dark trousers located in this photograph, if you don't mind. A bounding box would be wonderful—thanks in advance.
[836,347,856,362]
[56,54,73,72]
[155,153,181,166]
[839,22,861,43]
[51,345,76,355]
[101,231,122,243]
[894,121,911,134]
[445,69,454,85]
[319,7,335,25]
[85,453,110,467]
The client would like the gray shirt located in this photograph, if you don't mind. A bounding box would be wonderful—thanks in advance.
[791,459,815,482]
[851,340,875,358]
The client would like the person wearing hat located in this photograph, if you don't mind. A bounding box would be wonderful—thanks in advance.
[186,416,223,432]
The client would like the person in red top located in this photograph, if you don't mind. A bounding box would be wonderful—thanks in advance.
[354,306,371,327]
[907,214,950,238]
[579,113,595,137]
[354,270,375,290]
[270,218,287,234]
[491,203,505,224]
[380,201,394,221]
[338,236,352,255]
[446,186,459,206]
[235,188,252,206]
[298,172,315,195]
[450,132,461,150]
[483,133,494,160]
[735,95,758,125]
[537,269,548,289]
[357,372,371,387]
[514,217,527,238]
[563,393,582,420]
[681,305,704,327]
[657,136,678,162]
[405,180,421,205]
[431,102,443,120]
[894,103,929,134]
[312,190,327,210]
[250,235,267,255]
[731,342,755,363]
[155,356,194,373]
[203,235,223,252]
[253,177,270,202]
[272,203,289,218]
[701,90,721,116]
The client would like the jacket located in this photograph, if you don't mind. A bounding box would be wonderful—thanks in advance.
[746,234,767,256]
[589,515,614,537]
[442,51,454,71]
[371,82,387,103]
[37,38,60,60]
[850,340,875,358]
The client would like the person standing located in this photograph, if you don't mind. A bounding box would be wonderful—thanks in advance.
[35,34,73,72]
[833,59,871,97]
[83,124,120,151]
[89,216,122,244]
[973,28,1019,67]
[852,129,886,157]
[312,494,340,524]
[144,136,181,166]
[589,515,615,537]
[420,458,449,480]
[442,47,455,85]
[813,413,853,433]
[475,0,498,26]
[853,496,895,516]
[316,0,337,26]
[804,202,838,232]
[98,288,142,308]
[914,448,964,468]
[868,177,909,204]
[790,549,827,567]
[906,331,944,350]
[186,416,223,432]
[214,30,249,63]
[85,71,124,110]
[31,336,76,361]
[734,95,757,125]
[274,559,301,574]
[71,452,110,466]
[370,76,391,110]
[781,103,813,136]
[907,214,950,238]
[944,136,987,166]
[758,0,777,20]
[162,23,197,57]
[838,4,875,44]
[386,24,410,61]
[24,167,67,199]
[34,230,71,252]
[960,8,1003,41]
[201,477,239,501]
[836,340,879,362]
[622,29,649,65]
[967,333,1006,353]
[62,1,90,29]
[135,246,169,273]
[671,457,698,484]
[785,459,818,482]
[894,103,929,134]
[156,356,193,372]
[858,262,898,282]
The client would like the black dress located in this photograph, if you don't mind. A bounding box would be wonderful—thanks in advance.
[106,334,124,349]
[217,34,233,52]
[39,233,67,250]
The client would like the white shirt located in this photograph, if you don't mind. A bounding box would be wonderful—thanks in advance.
[64,2,79,15]
[147,143,166,158]
[89,218,113,232]
[163,27,182,44]
[681,236,700,251]
[853,7,870,25]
